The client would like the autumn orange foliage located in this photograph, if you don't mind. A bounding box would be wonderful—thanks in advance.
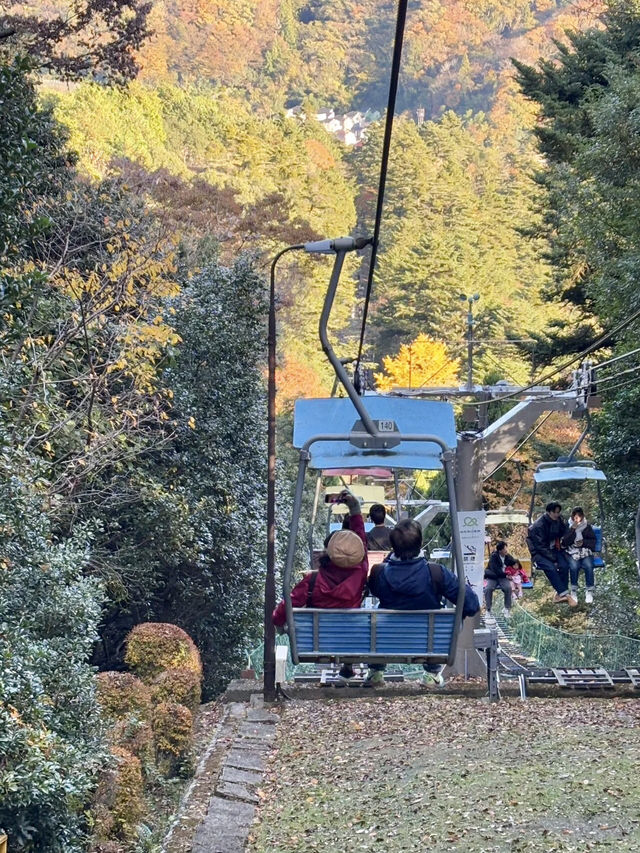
[276,355,328,413]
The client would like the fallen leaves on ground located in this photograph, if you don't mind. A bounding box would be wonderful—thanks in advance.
[247,696,640,852]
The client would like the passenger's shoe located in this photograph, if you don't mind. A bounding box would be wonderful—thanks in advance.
[585,589,594,605]
[502,608,511,619]
[334,664,355,687]
[567,594,578,608]
[422,670,446,688]
[553,593,568,604]
[364,669,385,687]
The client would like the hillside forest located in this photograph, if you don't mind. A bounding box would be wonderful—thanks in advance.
[1,0,640,850]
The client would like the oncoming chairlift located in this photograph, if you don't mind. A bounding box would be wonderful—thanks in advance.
[529,460,607,568]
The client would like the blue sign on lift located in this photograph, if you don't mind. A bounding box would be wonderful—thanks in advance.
[293,395,457,470]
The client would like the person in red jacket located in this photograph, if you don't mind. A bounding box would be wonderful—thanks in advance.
[272,490,368,682]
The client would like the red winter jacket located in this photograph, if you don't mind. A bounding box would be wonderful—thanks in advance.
[272,513,368,627]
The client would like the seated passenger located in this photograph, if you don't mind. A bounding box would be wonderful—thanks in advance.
[561,506,596,605]
[272,490,368,682]
[505,557,529,600]
[366,503,393,551]
[485,540,513,618]
[527,501,576,606]
[365,519,480,687]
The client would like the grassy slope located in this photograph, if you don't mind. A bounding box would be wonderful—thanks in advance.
[249,696,640,852]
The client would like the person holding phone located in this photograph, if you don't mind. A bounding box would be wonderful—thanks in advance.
[272,490,368,682]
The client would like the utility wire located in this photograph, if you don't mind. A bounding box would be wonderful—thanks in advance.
[354,0,409,388]
[481,349,523,387]
[507,367,640,406]
[475,304,640,407]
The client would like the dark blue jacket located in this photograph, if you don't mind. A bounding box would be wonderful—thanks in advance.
[368,556,480,618]
[527,513,569,563]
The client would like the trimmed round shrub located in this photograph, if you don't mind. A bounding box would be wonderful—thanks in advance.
[152,702,193,777]
[124,623,202,683]
[152,666,201,711]
[93,748,145,844]
[109,718,154,766]
[96,671,152,720]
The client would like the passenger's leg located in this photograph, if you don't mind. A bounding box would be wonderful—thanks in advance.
[484,579,497,612]
[568,555,579,590]
[498,578,512,611]
[583,555,595,603]
[536,555,570,597]
[422,662,445,687]
[556,550,571,595]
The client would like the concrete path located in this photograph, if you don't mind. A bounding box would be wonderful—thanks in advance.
[188,696,278,853]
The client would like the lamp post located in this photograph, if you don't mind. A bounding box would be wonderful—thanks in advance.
[265,244,303,701]
[459,293,480,391]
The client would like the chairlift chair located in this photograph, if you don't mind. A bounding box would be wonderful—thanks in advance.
[529,460,607,569]
[283,395,466,667]
[282,237,467,669]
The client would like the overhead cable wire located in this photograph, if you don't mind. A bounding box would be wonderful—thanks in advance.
[506,370,640,406]
[415,343,467,389]
[524,363,640,403]
[591,346,640,370]
[593,375,640,396]
[354,0,409,387]
[474,304,640,408]
[593,364,640,385]
[481,349,524,387]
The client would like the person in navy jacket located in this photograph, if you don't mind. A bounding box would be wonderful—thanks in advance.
[366,519,479,687]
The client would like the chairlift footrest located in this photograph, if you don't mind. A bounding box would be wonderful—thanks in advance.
[623,668,640,688]
[551,667,614,689]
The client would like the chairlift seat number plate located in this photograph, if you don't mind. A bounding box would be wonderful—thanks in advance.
[349,418,401,450]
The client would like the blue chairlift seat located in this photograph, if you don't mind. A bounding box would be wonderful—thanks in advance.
[592,525,605,568]
[293,607,456,664]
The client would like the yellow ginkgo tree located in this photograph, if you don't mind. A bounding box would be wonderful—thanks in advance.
[375,334,460,392]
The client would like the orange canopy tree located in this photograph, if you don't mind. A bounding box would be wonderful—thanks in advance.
[375,334,460,391]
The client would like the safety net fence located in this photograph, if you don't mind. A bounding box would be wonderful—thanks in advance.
[509,604,640,669]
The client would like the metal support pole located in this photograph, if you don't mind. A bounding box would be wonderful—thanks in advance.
[467,300,474,391]
[454,431,485,677]
[486,635,499,702]
[393,470,402,520]
[319,249,380,438]
[283,449,311,665]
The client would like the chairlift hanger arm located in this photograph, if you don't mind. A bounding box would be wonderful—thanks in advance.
[318,244,378,437]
